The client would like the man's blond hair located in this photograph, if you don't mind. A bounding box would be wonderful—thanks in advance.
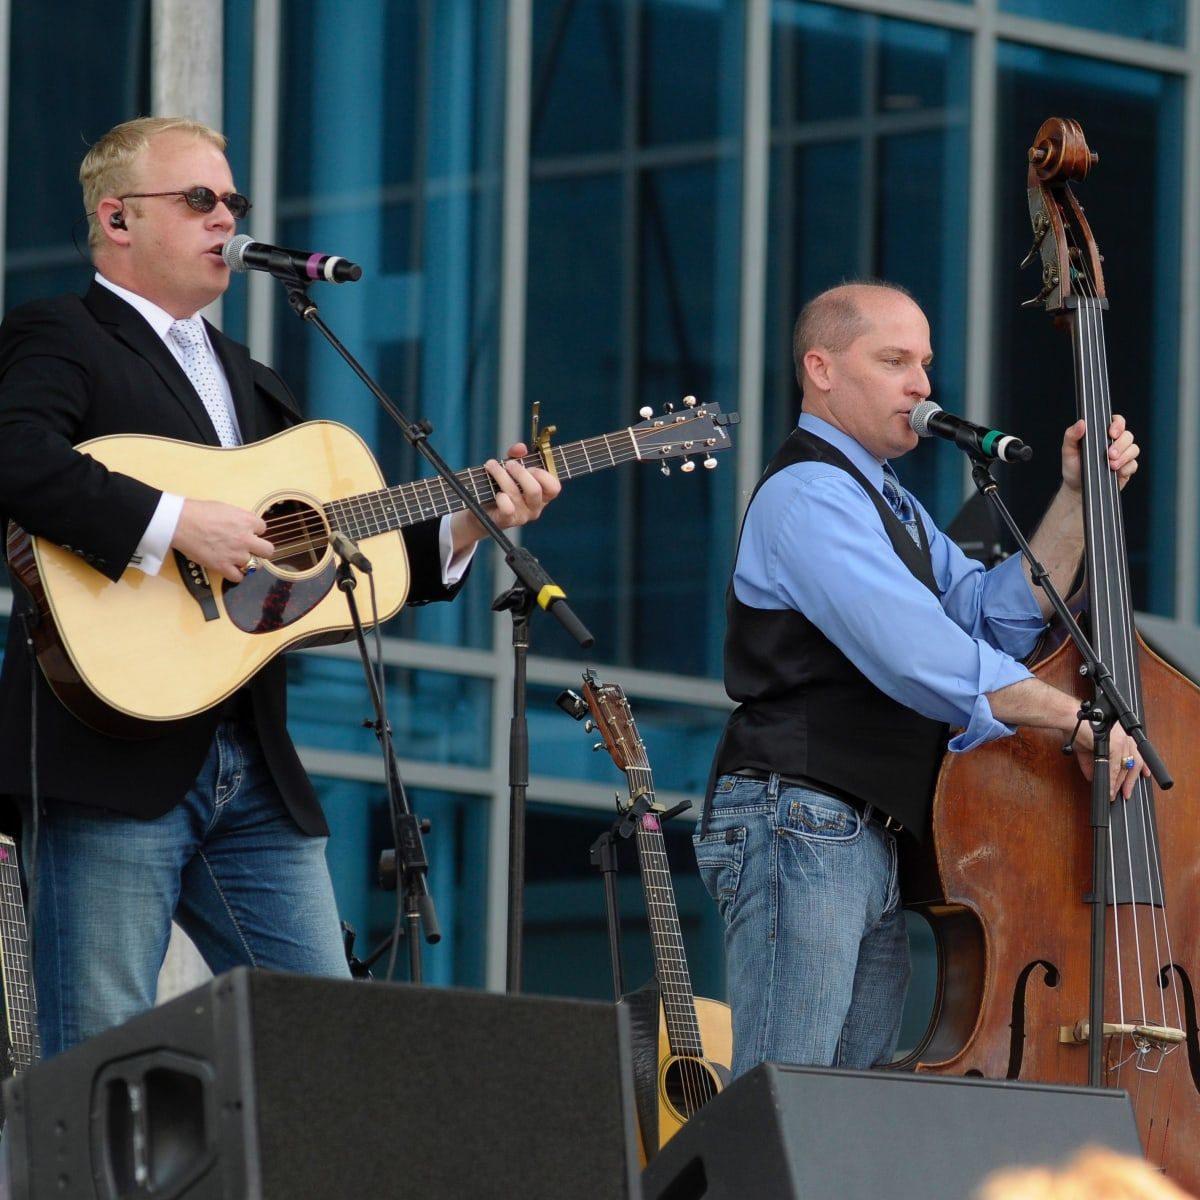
[792,280,914,391]
[79,116,226,253]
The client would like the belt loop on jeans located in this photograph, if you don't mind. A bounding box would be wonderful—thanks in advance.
[862,805,905,835]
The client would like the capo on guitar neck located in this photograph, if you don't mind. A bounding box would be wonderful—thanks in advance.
[530,401,559,481]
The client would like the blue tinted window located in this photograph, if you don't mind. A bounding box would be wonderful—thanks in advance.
[994,45,1181,614]
[289,657,492,769]
[1000,0,1184,46]
[765,5,970,522]
[643,0,734,146]
[531,0,625,156]
[6,3,149,306]
[526,0,742,676]
[272,1,507,649]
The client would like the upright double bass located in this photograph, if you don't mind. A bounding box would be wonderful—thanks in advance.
[900,117,1200,1190]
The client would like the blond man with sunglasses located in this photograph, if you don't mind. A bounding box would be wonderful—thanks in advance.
[0,117,558,1058]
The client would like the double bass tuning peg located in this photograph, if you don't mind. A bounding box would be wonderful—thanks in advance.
[1021,263,1060,309]
[1020,211,1050,271]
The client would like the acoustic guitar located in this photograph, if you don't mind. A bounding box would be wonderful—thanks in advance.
[0,834,39,1082]
[6,402,736,737]
[577,671,731,1153]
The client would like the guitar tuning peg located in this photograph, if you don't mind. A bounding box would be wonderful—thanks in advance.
[584,720,594,733]
[639,406,653,420]
[680,459,696,473]
[660,463,671,476]
[593,741,605,752]
[703,455,718,470]
[682,394,696,408]
[663,402,675,413]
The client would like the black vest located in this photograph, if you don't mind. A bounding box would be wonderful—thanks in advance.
[712,428,948,837]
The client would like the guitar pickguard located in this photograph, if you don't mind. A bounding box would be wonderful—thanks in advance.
[222,559,337,633]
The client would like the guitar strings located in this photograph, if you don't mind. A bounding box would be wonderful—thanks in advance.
[226,417,719,566]
[1072,251,1180,1158]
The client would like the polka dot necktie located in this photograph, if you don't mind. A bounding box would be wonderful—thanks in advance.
[167,318,240,447]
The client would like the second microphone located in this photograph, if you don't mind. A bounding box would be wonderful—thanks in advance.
[909,400,1032,463]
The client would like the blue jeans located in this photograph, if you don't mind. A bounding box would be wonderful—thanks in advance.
[694,773,909,1077]
[26,716,350,1059]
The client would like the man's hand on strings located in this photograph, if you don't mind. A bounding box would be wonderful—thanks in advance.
[172,498,273,583]
[1060,413,1140,495]
[450,442,562,553]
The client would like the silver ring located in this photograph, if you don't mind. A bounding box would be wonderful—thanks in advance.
[1122,756,1135,770]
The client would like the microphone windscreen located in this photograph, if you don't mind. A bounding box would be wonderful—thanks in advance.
[908,400,942,437]
[222,234,254,272]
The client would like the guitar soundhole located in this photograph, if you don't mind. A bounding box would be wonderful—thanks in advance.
[262,498,329,575]
[662,1058,721,1121]
[222,497,336,634]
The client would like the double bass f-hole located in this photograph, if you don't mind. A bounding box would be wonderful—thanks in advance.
[898,116,1200,1194]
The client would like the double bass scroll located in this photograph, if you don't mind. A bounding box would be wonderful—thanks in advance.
[898,116,1200,1194]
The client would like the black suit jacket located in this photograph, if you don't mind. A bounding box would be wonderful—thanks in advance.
[0,282,460,834]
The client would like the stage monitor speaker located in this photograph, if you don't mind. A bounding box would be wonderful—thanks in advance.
[3,968,640,1199]
[642,1062,1143,1200]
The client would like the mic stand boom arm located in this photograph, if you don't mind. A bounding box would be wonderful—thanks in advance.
[280,279,594,647]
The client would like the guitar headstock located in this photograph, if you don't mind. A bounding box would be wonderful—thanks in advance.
[579,671,650,777]
[630,397,738,476]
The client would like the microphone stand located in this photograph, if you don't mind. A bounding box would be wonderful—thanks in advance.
[966,455,1172,1087]
[275,272,594,987]
[493,583,534,994]
[332,546,437,982]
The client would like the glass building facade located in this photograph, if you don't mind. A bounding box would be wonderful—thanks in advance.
[3,0,1199,1038]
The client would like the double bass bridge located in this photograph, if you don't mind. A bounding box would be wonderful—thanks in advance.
[1059,1020,1186,1074]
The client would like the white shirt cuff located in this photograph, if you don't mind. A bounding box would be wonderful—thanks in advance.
[130,492,185,576]
[440,514,476,585]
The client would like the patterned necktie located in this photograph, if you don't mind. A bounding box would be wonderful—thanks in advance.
[882,470,921,546]
[167,318,240,447]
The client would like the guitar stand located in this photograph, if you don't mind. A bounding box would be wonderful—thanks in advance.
[589,795,691,1003]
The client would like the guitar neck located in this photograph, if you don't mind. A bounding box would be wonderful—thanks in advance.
[324,431,642,541]
[0,836,39,1074]
[629,768,705,1060]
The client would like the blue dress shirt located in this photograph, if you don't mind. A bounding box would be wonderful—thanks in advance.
[733,413,1044,751]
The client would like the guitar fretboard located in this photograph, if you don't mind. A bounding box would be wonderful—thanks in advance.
[322,430,644,541]
[629,766,705,1061]
[0,836,39,1074]
[318,399,737,545]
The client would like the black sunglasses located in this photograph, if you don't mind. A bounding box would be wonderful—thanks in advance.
[116,186,252,219]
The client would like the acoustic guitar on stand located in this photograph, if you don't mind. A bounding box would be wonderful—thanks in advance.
[0,833,39,1085]
[577,671,731,1154]
[6,400,736,738]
